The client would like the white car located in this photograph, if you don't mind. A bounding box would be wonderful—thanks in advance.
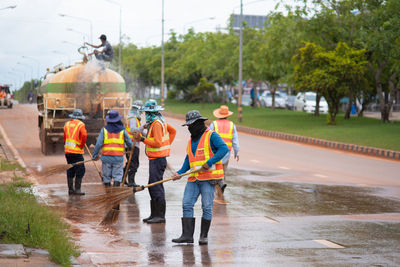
[294,92,328,114]
[260,91,286,108]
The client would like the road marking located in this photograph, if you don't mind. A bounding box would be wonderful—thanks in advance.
[279,166,290,170]
[313,239,345,249]
[314,174,327,178]
[250,159,260,163]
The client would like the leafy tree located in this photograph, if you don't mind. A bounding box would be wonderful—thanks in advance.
[193,77,216,107]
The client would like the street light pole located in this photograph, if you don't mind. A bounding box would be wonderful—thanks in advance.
[59,13,93,43]
[105,0,122,73]
[183,16,216,34]
[238,0,243,123]
[66,28,90,43]
[22,56,40,80]
[17,62,33,91]
[0,5,17,10]
[161,0,165,107]
[52,50,71,66]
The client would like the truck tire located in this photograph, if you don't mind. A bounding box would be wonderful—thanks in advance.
[40,122,51,155]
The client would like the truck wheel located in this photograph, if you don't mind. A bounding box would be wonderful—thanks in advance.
[40,122,51,155]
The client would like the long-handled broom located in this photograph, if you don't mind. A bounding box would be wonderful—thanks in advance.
[85,144,102,181]
[82,169,198,216]
[41,159,94,177]
[100,139,136,225]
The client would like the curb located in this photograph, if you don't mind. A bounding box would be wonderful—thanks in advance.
[163,112,400,161]
[0,122,39,185]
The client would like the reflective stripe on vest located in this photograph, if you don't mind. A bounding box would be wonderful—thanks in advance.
[102,128,124,156]
[126,117,141,140]
[64,120,84,154]
[145,120,171,158]
[213,119,234,150]
[187,129,224,181]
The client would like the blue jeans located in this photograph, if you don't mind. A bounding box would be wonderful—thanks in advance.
[102,161,123,183]
[182,180,215,220]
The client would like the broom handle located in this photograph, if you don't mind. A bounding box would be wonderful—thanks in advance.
[85,144,102,180]
[143,169,197,189]
[121,138,136,186]
[70,159,94,167]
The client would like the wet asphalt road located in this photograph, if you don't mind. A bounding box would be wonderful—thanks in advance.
[1,104,400,266]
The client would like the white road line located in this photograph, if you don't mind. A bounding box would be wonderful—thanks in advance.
[313,239,345,249]
[279,166,290,170]
[314,174,327,178]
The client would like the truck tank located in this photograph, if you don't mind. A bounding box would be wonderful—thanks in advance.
[37,62,131,155]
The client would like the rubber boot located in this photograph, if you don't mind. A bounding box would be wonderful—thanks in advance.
[67,177,74,195]
[128,172,138,187]
[219,179,227,194]
[104,182,111,187]
[113,181,121,187]
[73,177,85,195]
[199,218,211,245]
[142,200,155,222]
[172,217,195,243]
[147,200,166,224]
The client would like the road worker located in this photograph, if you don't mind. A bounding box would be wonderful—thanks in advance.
[63,109,87,195]
[92,110,133,187]
[124,100,145,187]
[172,110,229,245]
[135,99,176,224]
[210,105,240,193]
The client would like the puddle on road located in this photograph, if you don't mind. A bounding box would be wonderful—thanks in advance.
[225,168,400,217]
[31,167,400,266]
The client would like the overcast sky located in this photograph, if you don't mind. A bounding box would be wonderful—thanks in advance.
[0,0,292,90]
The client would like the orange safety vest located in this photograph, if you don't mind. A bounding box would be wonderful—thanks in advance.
[187,129,224,182]
[145,120,170,158]
[64,120,85,154]
[0,91,6,98]
[126,117,141,141]
[102,128,124,156]
[212,119,234,150]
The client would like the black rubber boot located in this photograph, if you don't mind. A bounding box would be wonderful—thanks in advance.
[67,177,74,195]
[199,218,211,245]
[128,173,138,187]
[147,200,166,224]
[104,182,111,187]
[142,200,155,222]
[172,217,195,243]
[219,179,227,194]
[113,181,121,187]
[73,178,85,195]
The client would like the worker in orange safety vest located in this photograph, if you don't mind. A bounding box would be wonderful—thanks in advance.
[63,109,87,195]
[210,105,240,194]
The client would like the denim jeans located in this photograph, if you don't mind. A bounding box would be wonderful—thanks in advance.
[182,180,215,220]
[102,161,123,183]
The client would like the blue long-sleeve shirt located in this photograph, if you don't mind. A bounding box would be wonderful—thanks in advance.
[209,120,240,164]
[92,128,133,163]
[177,131,229,175]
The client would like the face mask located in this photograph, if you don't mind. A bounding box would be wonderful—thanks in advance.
[188,120,206,141]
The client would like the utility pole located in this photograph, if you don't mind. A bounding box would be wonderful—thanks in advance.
[238,0,243,122]
[161,0,165,107]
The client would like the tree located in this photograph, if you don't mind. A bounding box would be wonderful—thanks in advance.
[193,77,216,107]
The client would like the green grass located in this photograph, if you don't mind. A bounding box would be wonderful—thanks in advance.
[164,99,400,151]
[0,160,22,171]
[0,183,79,266]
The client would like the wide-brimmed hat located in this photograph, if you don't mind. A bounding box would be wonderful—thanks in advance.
[69,109,85,120]
[131,100,143,110]
[213,105,233,118]
[105,110,122,122]
[182,110,208,126]
[140,99,164,112]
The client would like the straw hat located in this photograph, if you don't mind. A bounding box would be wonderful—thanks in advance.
[213,105,233,119]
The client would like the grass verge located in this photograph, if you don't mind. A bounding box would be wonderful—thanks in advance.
[0,161,79,266]
[164,99,400,151]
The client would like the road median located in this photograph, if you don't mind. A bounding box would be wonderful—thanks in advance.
[163,111,400,161]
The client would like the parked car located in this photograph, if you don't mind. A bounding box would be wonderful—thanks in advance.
[294,92,328,113]
[285,95,296,110]
[260,91,286,108]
